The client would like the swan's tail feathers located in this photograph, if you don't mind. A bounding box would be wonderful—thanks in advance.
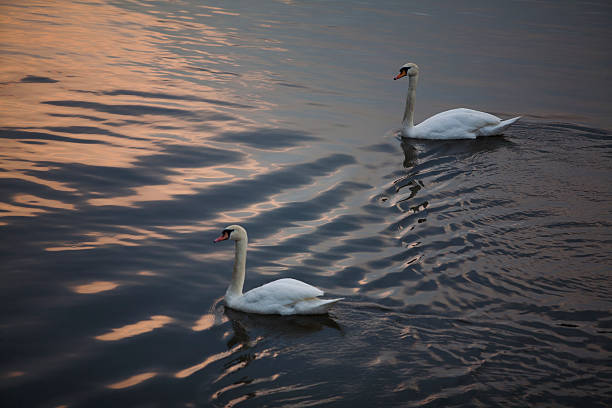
[478,116,521,136]
[293,297,344,315]
[500,116,521,129]
[494,116,521,134]
[320,297,343,309]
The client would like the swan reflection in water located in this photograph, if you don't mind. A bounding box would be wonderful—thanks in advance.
[401,138,419,168]
[400,134,517,169]
[203,309,342,405]
[224,307,342,349]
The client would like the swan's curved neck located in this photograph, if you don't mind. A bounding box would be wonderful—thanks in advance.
[403,74,417,128]
[227,238,247,297]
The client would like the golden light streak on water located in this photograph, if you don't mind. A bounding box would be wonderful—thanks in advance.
[95,315,173,341]
[107,372,157,389]
[71,281,120,294]
[175,345,241,379]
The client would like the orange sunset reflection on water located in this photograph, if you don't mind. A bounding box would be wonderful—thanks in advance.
[71,280,119,294]
[95,315,173,341]
[107,372,157,390]
[0,0,276,227]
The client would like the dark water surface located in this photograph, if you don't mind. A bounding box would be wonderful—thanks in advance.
[1,1,611,407]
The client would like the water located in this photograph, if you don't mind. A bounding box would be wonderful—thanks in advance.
[1,1,611,407]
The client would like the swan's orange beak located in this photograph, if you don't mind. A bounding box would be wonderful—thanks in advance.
[213,231,230,243]
[394,71,407,80]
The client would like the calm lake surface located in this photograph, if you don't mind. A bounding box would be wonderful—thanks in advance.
[1,1,611,407]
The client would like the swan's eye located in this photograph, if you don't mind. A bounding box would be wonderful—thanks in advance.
[223,229,234,237]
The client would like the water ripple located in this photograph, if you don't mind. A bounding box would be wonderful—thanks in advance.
[1,0,611,406]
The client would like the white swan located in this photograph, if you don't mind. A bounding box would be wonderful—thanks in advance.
[213,225,343,315]
[394,62,521,139]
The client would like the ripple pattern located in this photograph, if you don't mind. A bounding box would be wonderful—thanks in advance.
[1,1,612,407]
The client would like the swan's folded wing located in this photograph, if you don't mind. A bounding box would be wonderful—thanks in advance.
[416,108,501,139]
[241,278,324,306]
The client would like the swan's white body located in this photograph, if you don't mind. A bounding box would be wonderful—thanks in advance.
[395,63,520,140]
[404,108,521,140]
[214,225,342,315]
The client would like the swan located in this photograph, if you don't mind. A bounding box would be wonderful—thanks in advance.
[394,62,521,139]
[213,225,343,315]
